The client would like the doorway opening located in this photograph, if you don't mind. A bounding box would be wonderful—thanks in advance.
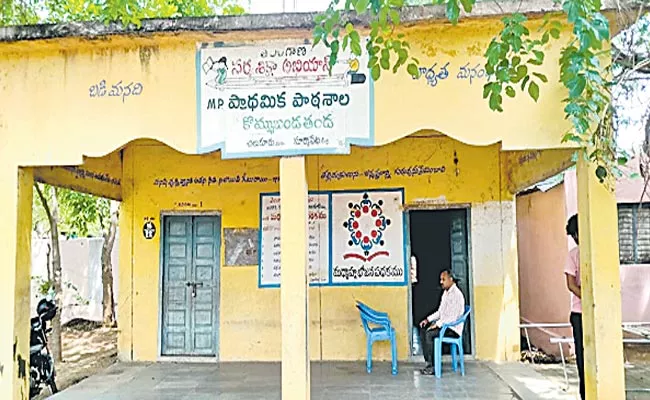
[409,208,472,357]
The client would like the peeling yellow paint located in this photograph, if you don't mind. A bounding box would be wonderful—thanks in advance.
[501,148,576,194]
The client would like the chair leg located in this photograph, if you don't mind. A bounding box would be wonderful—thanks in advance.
[434,338,442,378]
[391,331,398,375]
[367,338,373,374]
[458,342,465,376]
[559,342,569,391]
[451,344,458,372]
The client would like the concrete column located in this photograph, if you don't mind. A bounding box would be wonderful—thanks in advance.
[117,147,135,361]
[0,167,33,400]
[576,156,625,399]
[500,197,521,361]
[280,156,310,400]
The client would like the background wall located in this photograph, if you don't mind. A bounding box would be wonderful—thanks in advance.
[118,135,519,362]
[517,168,650,356]
[31,236,119,324]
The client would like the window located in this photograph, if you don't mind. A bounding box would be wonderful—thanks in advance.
[618,204,650,264]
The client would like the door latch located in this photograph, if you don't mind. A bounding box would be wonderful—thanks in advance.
[186,282,204,298]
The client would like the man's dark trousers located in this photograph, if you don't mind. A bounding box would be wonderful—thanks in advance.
[419,325,460,367]
[570,312,585,400]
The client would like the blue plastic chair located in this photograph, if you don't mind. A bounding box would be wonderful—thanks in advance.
[434,305,471,378]
[355,300,398,375]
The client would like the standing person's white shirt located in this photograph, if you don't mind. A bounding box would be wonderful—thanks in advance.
[410,254,418,284]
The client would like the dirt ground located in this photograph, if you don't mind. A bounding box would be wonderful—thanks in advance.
[35,323,117,400]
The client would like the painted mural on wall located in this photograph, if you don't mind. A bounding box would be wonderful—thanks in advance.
[258,188,406,288]
[331,190,405,285]
[197,41,373,158]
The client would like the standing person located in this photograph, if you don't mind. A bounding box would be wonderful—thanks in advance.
[410,252,418,285]
[564,214,584,400]
[417,269,465,375]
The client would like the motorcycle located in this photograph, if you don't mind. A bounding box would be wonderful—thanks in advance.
[29,298,58,398]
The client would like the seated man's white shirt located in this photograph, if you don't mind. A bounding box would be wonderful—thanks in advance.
[426,283,465,336]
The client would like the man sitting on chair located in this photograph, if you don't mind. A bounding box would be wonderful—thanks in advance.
[418,269,466,375]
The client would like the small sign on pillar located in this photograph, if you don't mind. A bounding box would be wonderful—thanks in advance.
[143,217,156,240]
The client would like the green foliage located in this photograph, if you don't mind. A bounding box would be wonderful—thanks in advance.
[482,13,558,112]
[313,0,424,79]
[57,189,110,238]
[314,0,626,184]
[0,0,41,26]
[33,184,109,238]
[0,0,244,27]
[313,0,475,80]
[32,275,90,305]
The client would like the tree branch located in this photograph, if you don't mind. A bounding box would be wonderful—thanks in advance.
[34,182,53,229]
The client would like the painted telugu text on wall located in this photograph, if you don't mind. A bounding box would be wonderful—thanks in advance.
[153,174,280,188]
[89,80,144,102]
[412,60,487,88]
[62,166,121,186]
[321,165,446,182]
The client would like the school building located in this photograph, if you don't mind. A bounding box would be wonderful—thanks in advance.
[0,3,626,399]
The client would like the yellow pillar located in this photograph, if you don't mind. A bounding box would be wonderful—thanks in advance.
[117,147,134,361]
[500,196,521,362]
[0,167,33,400]
[576,156,625,399]
[280,156,310,400]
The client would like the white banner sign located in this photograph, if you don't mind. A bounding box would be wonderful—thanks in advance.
[331,190,406,285]
[259,193,329,287]
[197,40,373,158]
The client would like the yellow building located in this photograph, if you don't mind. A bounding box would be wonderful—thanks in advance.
[0,3,627,399]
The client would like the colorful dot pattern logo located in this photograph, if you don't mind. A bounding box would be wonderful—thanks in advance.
[342,192,391,260]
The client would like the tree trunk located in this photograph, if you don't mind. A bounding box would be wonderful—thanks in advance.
[101,201,119,327]
[35,183,63,363]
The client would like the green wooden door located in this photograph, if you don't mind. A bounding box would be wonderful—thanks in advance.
[450,210,471,354]
[162,215,220,357]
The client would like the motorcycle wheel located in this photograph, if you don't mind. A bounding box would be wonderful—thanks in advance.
[49,379,58,394]
[48,369,58,394]
[29,387,41,399]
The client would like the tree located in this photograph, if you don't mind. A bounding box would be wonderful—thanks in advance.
[101,202,119,327]
[34,183,63,363]
[1,0,245,26]
[34,183,120,359]
[312,0,650,186]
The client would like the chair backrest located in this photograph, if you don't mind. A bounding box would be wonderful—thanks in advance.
[440,306,472,337]
[461,305,471,322]
[456,305,471,333]
[356,300,377,315]
[355,302,391,332]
